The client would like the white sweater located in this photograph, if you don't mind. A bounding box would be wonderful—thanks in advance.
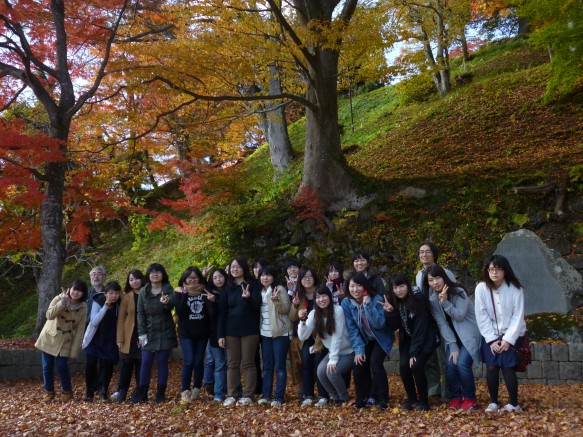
[297,304,353,365]
[475,281,526,346]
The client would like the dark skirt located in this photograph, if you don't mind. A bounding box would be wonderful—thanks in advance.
[481,336,525,368]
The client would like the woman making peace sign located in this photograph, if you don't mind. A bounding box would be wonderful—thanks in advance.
[218,258,262,406]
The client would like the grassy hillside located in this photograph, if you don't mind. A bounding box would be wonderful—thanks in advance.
[2,38,582,338]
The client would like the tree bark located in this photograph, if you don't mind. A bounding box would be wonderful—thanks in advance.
[265,64,293,173]
[36,159,67,333]
[301,49,353,207]
[460,31,470,62]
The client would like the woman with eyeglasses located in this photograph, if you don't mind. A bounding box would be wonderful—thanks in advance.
[175,266,216,403]
[475,255,526,413]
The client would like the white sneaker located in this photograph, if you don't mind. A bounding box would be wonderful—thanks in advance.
[315,398,328,407]
[181,390,191,403]
[257,398,270,406]
[271,400,282,407]
[501,403,522,413]
[190,388,201,400]
[223,397,237,406]
[110,391,121,401]
[236,397,253,406]
[485,403,500,412]
[301,398,314,407]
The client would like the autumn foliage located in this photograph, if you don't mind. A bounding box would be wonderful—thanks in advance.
[0,356,581,435]
[289,186,326,223]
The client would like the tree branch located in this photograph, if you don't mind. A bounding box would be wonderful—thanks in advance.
[145,75,316,111]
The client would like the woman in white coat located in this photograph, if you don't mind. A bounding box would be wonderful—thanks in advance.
[475,255,526,413]
[298,286,354,406]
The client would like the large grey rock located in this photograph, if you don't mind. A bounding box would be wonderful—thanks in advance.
[494,230,582,314]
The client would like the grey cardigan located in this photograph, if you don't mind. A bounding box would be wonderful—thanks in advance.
[428,286,482,366]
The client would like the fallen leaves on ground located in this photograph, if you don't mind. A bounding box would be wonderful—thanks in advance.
[0,358,581,436]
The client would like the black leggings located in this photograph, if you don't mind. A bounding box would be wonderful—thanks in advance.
[486,365,519,406]
[399,350,430,403]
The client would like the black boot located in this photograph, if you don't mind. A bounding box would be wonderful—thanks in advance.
[98,388,108,402]
[117,389,127,403]
[129,385,148,404]
[154,385,167,404]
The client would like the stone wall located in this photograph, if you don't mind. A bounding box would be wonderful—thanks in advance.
[1,345,581,385]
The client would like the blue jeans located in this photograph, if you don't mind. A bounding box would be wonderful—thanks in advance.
[180,337,207,391]
[203,341,214,387]
[42,352,72,393]
[140,349,170,386]
[209,345,227,400]
[261,335,290,402]
[446,343,476,400]
[301,338,328,399]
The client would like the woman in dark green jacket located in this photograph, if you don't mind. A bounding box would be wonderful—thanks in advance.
[130,263,177,403]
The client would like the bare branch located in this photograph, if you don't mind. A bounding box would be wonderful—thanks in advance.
[146,74,316,111]
[114,23,176,43]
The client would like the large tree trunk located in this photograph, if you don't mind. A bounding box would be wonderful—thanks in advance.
[300,50,357,210]
[291,0,363,210]
[35,131,68,334]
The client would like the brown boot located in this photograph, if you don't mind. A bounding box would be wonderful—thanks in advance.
[44,391,55,402]
[62,391,74,402]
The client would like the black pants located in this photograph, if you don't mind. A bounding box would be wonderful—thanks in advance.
[353,340,389,404]
[85,355,115,397]
[118,356,142,391]
[399,347,431,404]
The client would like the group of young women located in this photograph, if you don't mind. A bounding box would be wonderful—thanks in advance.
[36,251,527,413]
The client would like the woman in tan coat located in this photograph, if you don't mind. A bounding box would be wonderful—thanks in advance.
[112,269,145,402]
[35,279,88,402]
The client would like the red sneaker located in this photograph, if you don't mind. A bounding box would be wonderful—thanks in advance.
[449,399,462,409]
[461,398,477,410]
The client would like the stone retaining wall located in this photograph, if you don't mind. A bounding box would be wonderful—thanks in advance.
[1,344,581,385]
[384,343,583,385]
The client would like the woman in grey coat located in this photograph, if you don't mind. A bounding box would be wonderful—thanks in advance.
[422,264,481,411]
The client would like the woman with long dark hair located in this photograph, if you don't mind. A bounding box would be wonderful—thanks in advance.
[422,264,481,410]
[383,273,438,411]
[475,255,526,413]
[298,286,353,405]
[204,267,229,402]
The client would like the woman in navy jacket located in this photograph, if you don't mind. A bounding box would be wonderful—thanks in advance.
[218,258,262,406]
[341,272,394,409]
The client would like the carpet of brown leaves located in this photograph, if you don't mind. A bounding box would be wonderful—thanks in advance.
[0,344,581,436]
